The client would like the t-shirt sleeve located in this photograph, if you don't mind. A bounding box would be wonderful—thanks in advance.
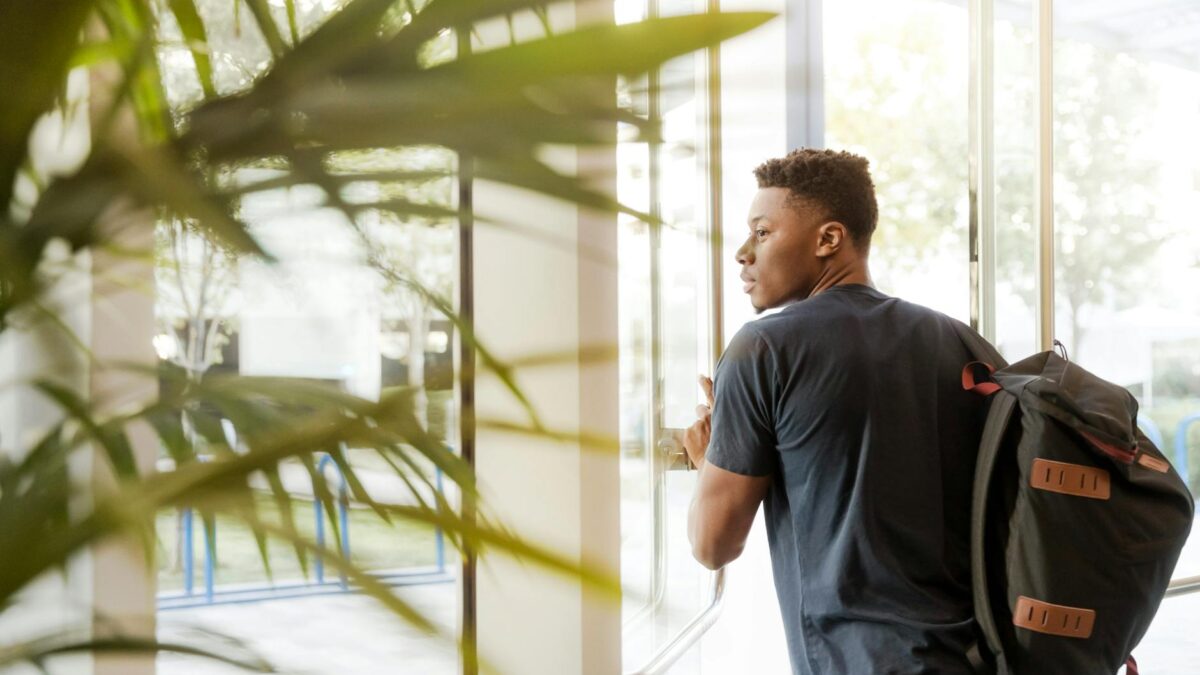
[706,324,777,477]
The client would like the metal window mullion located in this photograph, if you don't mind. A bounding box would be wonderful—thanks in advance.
[646,0,669,620]
[707,30,724,367]
[787,0,824,150]
[1034,0,1055,351]
[455,25,479,675]
[968,0,997,342]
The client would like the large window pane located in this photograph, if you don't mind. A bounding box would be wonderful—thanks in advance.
[825,0,969,321]
[1051,0,1200,536]
[1052,3,1200,672]
[993,0,1039,360]
[152,3,460,673]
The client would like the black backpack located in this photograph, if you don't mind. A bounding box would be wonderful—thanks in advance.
[954,324,1194,675]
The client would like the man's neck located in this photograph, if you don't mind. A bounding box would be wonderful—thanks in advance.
[810,263,874,297]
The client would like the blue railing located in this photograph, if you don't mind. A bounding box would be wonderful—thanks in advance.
[1175,414,1200,488]
[1138,417,1165,450]
[314,453,352,589]
[159,449,451,610]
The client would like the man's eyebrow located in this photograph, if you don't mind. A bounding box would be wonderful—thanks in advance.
[748,215,768,226]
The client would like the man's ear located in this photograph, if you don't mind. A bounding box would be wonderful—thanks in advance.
[815,221,848,258]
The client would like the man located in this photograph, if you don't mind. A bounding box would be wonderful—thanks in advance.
[683,148,985,674]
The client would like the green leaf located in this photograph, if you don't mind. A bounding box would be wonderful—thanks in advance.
[96,0,172,143]
[167,0,218,98]
[298,452,345,558]
[327,444,391,523]
[243,0,289,58]
[68,39,133,69]
[0,0,95,209]
[377,271,545,432]
[254,0,399,91]
[474,156,657,224]
[33,380,139,479]
[439,12,775,83]
[146,407,191,466]
[262,466,308,576]
[284,0,301,46]
[116,146,270,258]
[0,632,273,672]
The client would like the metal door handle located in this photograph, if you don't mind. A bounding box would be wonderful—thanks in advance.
[658,429,693,471]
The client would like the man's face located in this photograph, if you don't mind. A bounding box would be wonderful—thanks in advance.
[736,187,823,312]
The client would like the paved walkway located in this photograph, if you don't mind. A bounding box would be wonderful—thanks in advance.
[157,584,457,675]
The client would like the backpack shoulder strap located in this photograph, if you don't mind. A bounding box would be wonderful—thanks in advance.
[950,319,1009,370]
[971,389,1018,674]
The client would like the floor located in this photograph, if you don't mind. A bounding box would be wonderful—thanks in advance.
[157,583,458,675]
[156,523,1200,675]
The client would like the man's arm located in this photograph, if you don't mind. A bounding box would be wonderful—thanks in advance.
[688,460,771,570]
[684,375,771,570]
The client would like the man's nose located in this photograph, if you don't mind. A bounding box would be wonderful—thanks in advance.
[735,237,753,265]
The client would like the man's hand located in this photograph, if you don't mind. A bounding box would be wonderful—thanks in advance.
[683,375,715,467]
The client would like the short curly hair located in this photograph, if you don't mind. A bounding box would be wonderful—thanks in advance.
[753,148,878,248]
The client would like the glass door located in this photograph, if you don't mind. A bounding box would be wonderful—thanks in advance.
[617,0,721,671]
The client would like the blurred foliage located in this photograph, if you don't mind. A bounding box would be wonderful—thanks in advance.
[0,0,773,670]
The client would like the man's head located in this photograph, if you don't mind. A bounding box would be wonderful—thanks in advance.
[737,148,878,311]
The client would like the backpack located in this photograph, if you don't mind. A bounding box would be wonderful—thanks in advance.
[953,323,1195,675]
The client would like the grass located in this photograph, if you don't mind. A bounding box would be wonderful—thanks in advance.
[157,489,444,592]
[155,388,457,593]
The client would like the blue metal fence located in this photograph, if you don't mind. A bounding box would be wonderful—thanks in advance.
[1175,413,1200,489]
[1138,417,1165,450]
[159,449,452,610]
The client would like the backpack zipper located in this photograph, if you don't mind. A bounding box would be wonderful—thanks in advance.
[1079,429,1137,465]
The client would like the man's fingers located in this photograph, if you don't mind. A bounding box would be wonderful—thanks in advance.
[699,375,715,408]
[696,404,711,419]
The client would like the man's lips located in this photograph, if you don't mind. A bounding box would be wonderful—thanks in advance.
[741,275,755,293]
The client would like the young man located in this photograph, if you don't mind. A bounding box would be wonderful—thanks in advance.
[683,148,985,674]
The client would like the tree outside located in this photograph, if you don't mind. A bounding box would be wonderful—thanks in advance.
[824,0,1200,490]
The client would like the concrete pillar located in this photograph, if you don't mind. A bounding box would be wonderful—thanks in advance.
[0,49,157,675]
[469,3,622,672]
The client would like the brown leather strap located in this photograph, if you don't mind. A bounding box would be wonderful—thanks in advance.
[1137,453,1170,474]
[1030,458,1111,500]
[1012,595,1095,638]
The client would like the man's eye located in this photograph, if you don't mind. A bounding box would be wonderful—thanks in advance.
[755,229,768,238]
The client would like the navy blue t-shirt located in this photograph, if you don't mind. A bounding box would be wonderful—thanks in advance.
[706,284,986,675]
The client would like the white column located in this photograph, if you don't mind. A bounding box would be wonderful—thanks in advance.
[0,62,157,674]
[469,3,621,673]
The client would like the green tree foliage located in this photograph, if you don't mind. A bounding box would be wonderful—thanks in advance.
[825,2,1168,357]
